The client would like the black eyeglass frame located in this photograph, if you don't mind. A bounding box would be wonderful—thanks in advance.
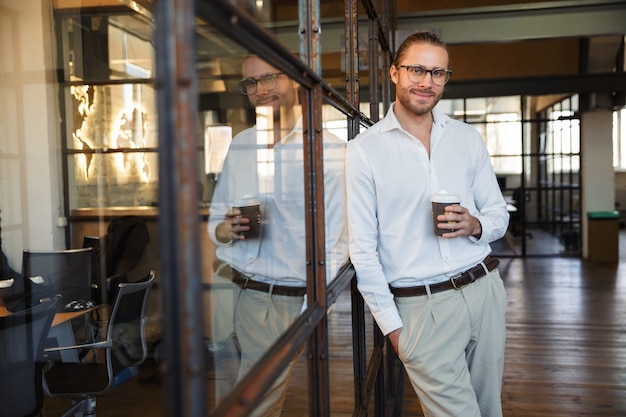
[238,72,284,95]
[397,65,452,86]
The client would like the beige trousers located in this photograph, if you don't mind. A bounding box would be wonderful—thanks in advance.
[395,270,506,417]
[234,287,304,417]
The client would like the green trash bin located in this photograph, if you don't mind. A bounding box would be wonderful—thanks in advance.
[587,211,620,262]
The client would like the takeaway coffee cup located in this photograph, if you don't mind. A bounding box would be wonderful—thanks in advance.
[431,190,460,236]
[233,194,261,238]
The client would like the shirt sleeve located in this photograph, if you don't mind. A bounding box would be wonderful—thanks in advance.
[322,139,350,282]
[469,130,510,244]
[346,141,403,336]
[208,152,231,247]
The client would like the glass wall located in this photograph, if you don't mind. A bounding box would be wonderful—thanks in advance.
[438,94,582,257]
[535,96,581,254]
[4,1,609,416]
[27,0,393,416]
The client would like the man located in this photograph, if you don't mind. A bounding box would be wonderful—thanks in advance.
[208,54,348,416]
[346,31,509,417]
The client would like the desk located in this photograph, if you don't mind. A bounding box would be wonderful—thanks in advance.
[0,305,97,324]
[49,306,100,362]
[51,308,98,327]
[1,305,100,362]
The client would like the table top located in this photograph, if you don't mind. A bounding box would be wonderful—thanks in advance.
[0,305,99,327]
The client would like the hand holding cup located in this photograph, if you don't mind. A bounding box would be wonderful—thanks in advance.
[431,190,460,236]
[233,194,262,239]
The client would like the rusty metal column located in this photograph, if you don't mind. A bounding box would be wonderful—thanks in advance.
[345,0,359,107]
[155,0,207,416]
[299,0,331,415]
[381,0,395,116]
[368,16,380,123]
[344,0,369,413]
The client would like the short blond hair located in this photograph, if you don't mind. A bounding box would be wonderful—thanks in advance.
[392,31,449,68]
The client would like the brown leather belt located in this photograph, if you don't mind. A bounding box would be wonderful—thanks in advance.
[390,256,500,297]
[227,265,306,297]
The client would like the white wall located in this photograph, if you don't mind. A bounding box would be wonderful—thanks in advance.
[581,108,615,258]
[0,0,63,272]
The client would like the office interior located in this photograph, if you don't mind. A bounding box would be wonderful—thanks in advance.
[0,0,625,416]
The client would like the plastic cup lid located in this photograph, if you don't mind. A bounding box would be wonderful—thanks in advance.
[431,190,460,203]
[233,194,260,207]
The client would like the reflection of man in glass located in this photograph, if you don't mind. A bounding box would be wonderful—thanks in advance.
[208,55,348,416]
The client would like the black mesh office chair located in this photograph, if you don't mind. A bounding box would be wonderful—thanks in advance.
[510,187,533,240]
[82,216,150,306]
[18,248,94,312]
[43,271,155,417]
[0,296,59,417]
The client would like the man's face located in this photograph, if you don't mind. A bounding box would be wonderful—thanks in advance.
[390,42,449,117]
[241,56,297,111]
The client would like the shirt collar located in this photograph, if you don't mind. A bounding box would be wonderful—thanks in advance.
[262,116,303,149]
[380,102,449,133]
[431,107,449,128]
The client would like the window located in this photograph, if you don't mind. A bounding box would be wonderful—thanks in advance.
[613,108,626,169]
[546,109,580,174]
[59,13,158,209]
[438,96,522,174]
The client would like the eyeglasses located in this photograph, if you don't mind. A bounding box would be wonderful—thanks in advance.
[398,65,452,86]
[238,72,283,95]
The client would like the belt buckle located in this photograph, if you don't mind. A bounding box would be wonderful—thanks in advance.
[449,272,467,291]
[240,275,250,290]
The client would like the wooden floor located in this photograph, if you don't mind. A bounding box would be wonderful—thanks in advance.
[42,233,626,416]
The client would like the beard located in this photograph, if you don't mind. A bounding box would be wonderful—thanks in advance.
[253,89,297,123]
[255,91,296,118]
[254,94,281,107]
[396,85,442,116]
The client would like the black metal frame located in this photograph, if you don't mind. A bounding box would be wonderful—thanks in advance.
[53,0,599,414]
[154,0,397,415]
[155,0,206,415]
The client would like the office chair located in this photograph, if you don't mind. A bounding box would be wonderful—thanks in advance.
[0,296,59,417]
[43,271,155,417]
[82,235,133,305]
[19,248,94,312]
[82,235,107,304]
[510,187,533,240]
[82,216,150,305]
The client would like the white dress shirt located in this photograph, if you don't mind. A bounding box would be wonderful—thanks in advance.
[346,104,509,335]
[208,118,349,286]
